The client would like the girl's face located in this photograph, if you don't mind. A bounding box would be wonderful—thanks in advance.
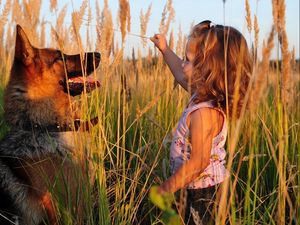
[182,38,197,84]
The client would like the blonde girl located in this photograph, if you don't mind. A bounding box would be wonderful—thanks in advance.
[151,20,252,225]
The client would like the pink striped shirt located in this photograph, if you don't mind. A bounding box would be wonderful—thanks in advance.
[170,100,229,189]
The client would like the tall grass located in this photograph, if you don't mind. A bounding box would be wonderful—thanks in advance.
[0,0,299,224]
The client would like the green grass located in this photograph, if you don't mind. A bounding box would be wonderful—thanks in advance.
[0,60,299,224]
[78,62,299,224]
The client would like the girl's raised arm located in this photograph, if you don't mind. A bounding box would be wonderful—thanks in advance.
[150,34,188,90]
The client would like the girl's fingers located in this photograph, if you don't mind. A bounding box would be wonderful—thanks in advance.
[150,34,159,42]
[150,36,155,42]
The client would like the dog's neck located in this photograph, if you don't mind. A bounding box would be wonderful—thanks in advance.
[22,117,98,132]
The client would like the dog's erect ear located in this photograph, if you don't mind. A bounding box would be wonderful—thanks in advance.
[14,25,35,66]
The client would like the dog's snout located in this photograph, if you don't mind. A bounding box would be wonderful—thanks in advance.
[85,52,101,61]
[85,52,101,68]
[94,52,101,60]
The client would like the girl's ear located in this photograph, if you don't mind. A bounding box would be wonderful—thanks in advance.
[14,25,35,66]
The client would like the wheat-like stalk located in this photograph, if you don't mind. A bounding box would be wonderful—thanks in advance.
[164,0,175,35]
[40,19,46,47]
[159,4,167,34]
[137,48,142,73]
[272,2,291,222]
[0,0,11,50]
[253,15,259,62]
[291,47,295,71]
[272,0,279,36]
[168,29,174,51]
[250,27,275,108]
[277,0,290,105]
[86,6,92,50]
[175,24,183,57]
[118,0,130,43]
[71,0,87,49]
[50,0,57,12]
[12,0,22,25]
[147,47,152,64]
[95,0,102,50]
[102,1,113,61]
[5,25,12,54]
[23,0,42,42]
[56,4,67,33]
[51,4,68,49]
[245,0,252,33]
[159,0,175,35]
[126,1,131,34]
[140,3,152,47]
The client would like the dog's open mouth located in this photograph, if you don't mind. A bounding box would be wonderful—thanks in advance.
[66,75,100,96]
[60,74,100,130]
[60,73,100,97]
[58,52,101,131]
[60,52,101,97]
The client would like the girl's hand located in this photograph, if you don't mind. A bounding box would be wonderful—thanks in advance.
[157,185,167,194]
[150,34,168,53]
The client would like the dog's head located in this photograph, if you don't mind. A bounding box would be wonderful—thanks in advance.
[4,25,101,129]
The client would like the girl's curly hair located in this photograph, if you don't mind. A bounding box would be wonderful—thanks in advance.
[189,20,253,118]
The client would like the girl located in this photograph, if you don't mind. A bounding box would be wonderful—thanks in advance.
[150,20,252,224]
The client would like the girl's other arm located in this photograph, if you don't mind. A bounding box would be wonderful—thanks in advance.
[158,108,220,193]
[150,34,188,90]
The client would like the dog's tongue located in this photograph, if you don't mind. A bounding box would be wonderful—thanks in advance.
[68,76,100,86]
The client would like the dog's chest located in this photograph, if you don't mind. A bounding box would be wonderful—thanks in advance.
[58,131,91,157]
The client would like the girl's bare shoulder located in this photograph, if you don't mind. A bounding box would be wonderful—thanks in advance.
[188,107,224,136]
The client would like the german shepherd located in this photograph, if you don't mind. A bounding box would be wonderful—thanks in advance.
[0,25,101,225]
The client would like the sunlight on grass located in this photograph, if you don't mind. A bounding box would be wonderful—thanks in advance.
[0,0,298,224]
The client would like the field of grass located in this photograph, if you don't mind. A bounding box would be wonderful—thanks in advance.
[0,0,299,224]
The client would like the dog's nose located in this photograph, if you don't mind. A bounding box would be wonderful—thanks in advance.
[84,52,101,71]
[93,52,101,68]
[85,52,101,62]
[94,52,101,60]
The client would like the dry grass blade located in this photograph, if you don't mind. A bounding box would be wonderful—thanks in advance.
[98,0,113,62]
[140,3,152,47]
[12,0,23,24]
[168,29,174,51]
[245,0,252,33]
[50,0,57,11]
[136,91,166,120]
[175,24,183,56]
[253,15,259,62]
[0,0,12,24]
[250,27,275,108]
[40,20,46,47]
[291,47,296,71]
[118,0,130,43]
[71,0,87,48]
[277,0,291,105]
[0,0,12,49]
[159,0,175,35]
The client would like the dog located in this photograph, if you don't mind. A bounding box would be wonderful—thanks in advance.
[0,25,101,225]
